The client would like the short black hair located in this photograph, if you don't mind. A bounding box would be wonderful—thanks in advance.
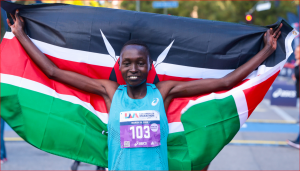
[121,39,150,58]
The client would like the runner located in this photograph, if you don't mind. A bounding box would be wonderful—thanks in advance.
[7,9,282,170]
[287,45,299,149]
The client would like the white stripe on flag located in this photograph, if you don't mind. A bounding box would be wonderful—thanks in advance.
[1,73,109,124]
[232,91,248,128]
[4,32,116,68]
[4,32,14,39]
[156,62,234,79]
[169,122,184,134]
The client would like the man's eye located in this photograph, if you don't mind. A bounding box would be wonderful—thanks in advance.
[124,63,130,66]
[139,63,145,66]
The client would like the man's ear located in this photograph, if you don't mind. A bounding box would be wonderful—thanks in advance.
[149,59,153,71]
[118,57,121,71]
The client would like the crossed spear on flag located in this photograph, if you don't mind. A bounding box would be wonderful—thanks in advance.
[100,29,175,84]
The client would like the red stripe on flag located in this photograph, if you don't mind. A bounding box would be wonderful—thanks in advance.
[167,98,189,123]
[1,37,280,123]
[215,79,250,94]
[112,58,126,85]
[147,64,157,83]
[167,95,206,123]
[1,38,29,77]
[47,55,113,80]
[243,71,280,118]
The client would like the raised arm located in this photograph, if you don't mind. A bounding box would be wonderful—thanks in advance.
[158,24,282,100]
[7,10,118,100]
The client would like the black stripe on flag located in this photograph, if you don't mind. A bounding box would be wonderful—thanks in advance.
[1,1,293,69]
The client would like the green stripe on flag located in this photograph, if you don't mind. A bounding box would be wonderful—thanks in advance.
[1,95,25,138]
[1,82,241,170]
[181,95,240,170]
[168,131,191,170]
[1,83,108,167]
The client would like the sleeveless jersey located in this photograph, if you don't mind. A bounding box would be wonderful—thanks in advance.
[108,84,169,170]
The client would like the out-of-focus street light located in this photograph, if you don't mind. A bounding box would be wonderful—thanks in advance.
[246,14,253,22]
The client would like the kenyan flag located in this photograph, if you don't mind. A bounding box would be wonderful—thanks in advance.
[1,1,298,170]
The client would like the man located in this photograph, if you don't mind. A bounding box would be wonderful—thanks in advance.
[287,46,299,149]
[7,9,282,170]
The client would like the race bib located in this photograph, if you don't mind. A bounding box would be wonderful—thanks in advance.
[120,110,160,148]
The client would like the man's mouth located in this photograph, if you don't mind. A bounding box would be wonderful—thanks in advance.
[129,76,138,80]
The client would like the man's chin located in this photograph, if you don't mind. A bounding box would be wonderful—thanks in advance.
[126,80,146,87]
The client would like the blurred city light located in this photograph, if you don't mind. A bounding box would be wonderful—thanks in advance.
[246,14,253,22]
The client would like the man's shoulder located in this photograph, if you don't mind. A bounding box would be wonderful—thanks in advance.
[96,79,119,87]
[96,79,119,97]
[155,80,178,98]
[155,80,177,88]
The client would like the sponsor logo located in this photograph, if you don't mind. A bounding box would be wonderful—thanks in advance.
[121,110,159,120]
[151,141,158,146]
[150,123,159,132]
[152,98,159,106]
[124,141,130,147]
[140,142,147,145]
[125,113,139,119]
[140,113,155,119]
[272,88,296,98]
[134,141,147,146]
[101,130,108,135]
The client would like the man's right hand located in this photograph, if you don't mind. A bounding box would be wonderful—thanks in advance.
[7,9,25,37]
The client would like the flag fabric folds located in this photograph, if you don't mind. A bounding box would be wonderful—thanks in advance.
[0,1,298,170]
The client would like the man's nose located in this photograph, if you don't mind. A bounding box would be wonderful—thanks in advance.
[129,64,138,73]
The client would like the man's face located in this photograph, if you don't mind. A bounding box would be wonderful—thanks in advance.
[119,45,151,87]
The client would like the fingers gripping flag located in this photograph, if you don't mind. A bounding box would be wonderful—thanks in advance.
[1,1,298,170]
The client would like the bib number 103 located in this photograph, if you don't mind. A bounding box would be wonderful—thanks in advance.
[129,126,150,139]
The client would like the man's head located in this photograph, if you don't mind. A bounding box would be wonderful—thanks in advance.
[119,40,152,87]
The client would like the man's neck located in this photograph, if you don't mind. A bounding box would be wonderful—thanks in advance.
[127,82,147,99]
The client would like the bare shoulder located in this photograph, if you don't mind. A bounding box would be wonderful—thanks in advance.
[155,80,179,100]
[95,79,119,99]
